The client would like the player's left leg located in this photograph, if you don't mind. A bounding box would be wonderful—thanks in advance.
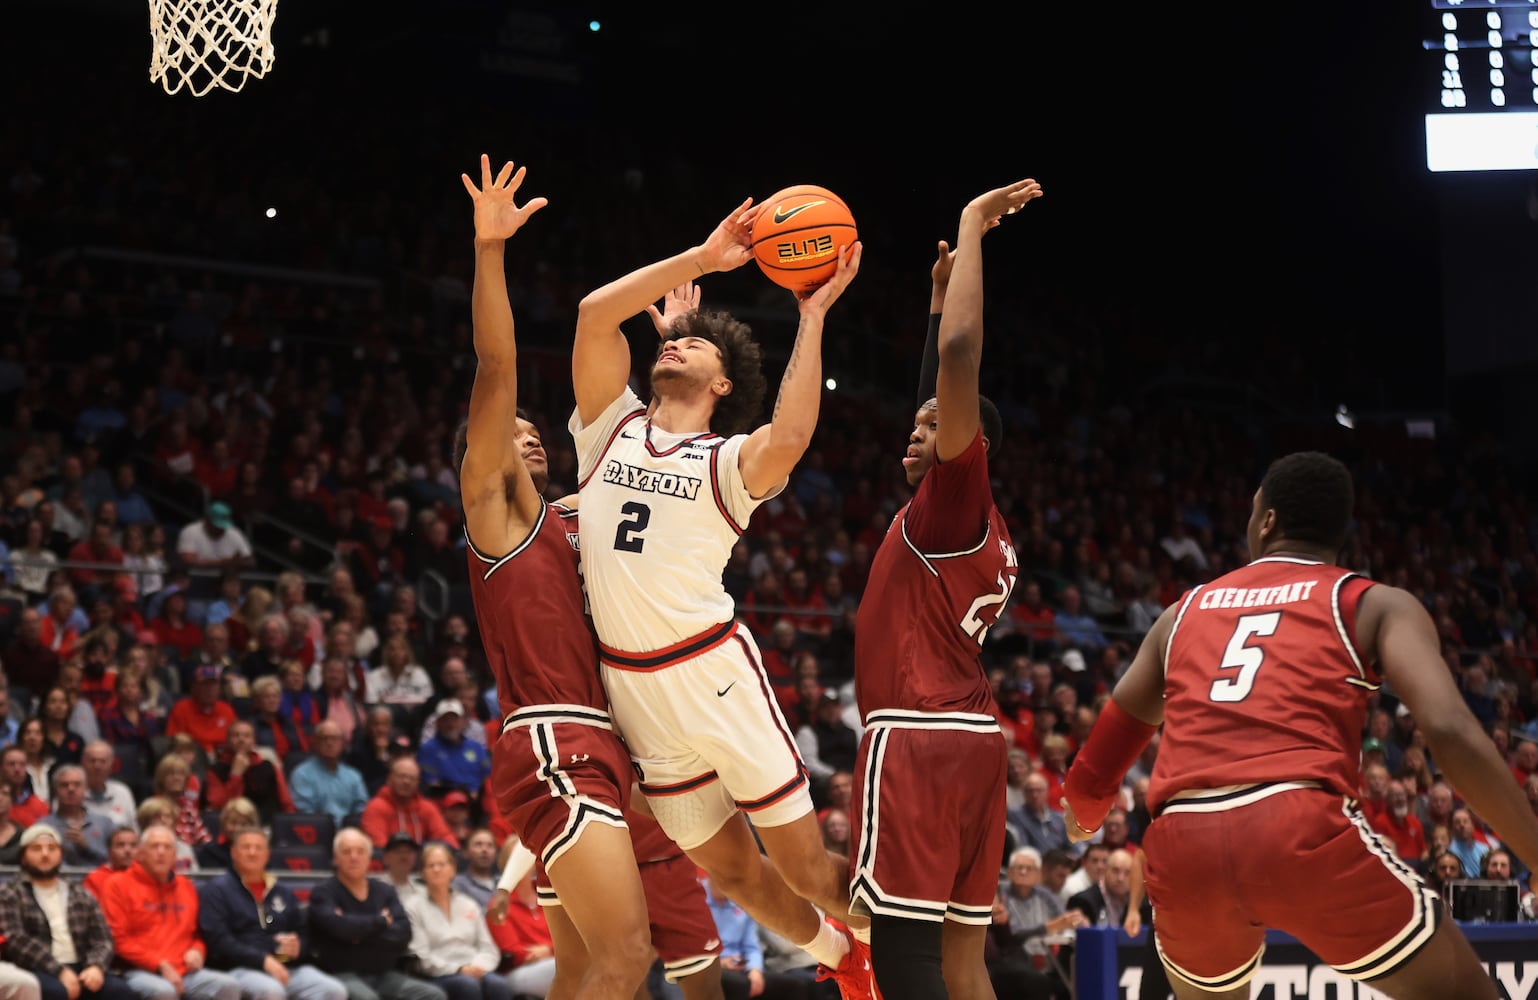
[542,903,586,1000]
[754,810,857,927]
[869,915,944,1000]
[938,920,995,1000]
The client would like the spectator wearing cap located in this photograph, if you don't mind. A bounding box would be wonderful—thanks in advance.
[100,826,242,1000]
[382,832,424,905]
[436,794,473,848]
[416,702,488,801]
[83,828,138,902]
[289,722,369,827]
[794,689,857,787]
[204,721,295,825]
[36,766,110,867]
[176,504,254,573]
[364,638,433,711]
[361,758,458,851]
[0,824,135,1000]
[307,829,445,1000]
[404,844,509,1000]
[165,665,237,754]
[196,828,347,1000]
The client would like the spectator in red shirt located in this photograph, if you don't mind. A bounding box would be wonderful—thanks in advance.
[150,592,203,660]
[194,438,239,498]
[780,567,830,640]
[1513,738,1538,787]
[78,639,119,716]
[360,757,458,850]
[39,587,81,661]
[165,665,237,754]
[1371,782,1429,867]
[203,720,295,824]
[1008,580,1057,653]
[2,747,47,827]
[66,520,125,591]
[740,573,785,639]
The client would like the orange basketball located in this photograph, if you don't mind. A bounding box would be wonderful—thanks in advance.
[750,185,857,295]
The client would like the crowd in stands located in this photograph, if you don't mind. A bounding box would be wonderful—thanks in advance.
[3,59,1538,1000]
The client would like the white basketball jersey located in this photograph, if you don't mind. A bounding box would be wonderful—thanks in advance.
[569,387,782,652]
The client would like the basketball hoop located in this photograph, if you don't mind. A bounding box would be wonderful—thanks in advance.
[148,0,278,97]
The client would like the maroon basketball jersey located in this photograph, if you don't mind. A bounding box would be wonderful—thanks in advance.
[855,432,1018,717]
[467,500,606,719]
[1148,556,1378,815]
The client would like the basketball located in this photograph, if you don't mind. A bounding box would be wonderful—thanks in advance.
[751,185,858,295]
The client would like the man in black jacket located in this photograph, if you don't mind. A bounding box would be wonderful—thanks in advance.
[305,829,444,1000]
[197,829,346,1000]
[0,826,135,1000]
[1066,848,1136,932]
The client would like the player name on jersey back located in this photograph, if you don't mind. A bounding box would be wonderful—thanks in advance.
[1196,580,1319,611]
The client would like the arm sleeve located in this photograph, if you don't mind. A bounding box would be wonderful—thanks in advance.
[497,841,536,893]
[568,387,646,484]
[902,429,994,553]
[916,312,941,407]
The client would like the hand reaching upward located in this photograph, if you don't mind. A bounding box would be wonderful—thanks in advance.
[646,280,702,337]
[461,154,548,242]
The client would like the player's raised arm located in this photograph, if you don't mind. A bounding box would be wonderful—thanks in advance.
[572,200,764,425]
[933,179,1040,462]
[458,155,547,553]
[914,241,955,408]
[737,242,862,500]
[1363,585,1538,892]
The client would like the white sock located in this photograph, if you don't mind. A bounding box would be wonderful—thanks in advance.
[799,918,851,968]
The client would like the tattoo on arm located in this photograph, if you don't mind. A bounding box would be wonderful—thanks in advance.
[772,316,809,421]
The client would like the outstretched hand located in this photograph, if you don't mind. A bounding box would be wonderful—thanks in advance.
[697,198,765,274]
[963,178,1043,232]
[461,154,548,242]
[799,242,863,315]
[645,281,702,338]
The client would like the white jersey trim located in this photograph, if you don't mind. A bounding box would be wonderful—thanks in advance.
[1162,586,1204,678]
[1330,573,1373,685]
[465,502,547,580]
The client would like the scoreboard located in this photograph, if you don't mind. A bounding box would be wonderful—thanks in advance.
[1425,0,1538,171]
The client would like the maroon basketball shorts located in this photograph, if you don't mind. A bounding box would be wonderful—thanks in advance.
[535,852,721,982]
[494,704,632,873]
[849,710,1008,924]
[1144,782,1441,992]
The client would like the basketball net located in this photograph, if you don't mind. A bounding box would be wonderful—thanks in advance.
[148,0,278,96]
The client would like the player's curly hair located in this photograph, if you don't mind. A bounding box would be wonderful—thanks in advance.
[656,310,767,438]
[453,407,536,470]
[1258,451,1354,551]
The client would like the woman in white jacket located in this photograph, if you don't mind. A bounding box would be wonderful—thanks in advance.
[407,843,513,1000]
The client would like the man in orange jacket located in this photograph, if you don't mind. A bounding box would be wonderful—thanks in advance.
[99,827,241,1000]
[359,758,458,850]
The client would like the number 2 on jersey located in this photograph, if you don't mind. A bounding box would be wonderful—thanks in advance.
[961,569,1019,646]
[613,501,651,553]
[1210,611,1282,703]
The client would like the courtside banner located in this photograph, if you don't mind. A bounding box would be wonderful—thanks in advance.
[1074,925,1538,1000]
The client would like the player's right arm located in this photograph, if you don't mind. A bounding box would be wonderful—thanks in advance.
[1360,584,1538,893]
[914,240,954,407]
[1062,602,1172,839]
[572,200,764,425]
[458,155,548,553]
[932,178,1040,462]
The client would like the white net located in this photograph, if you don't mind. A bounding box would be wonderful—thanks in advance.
[147,0,279,97]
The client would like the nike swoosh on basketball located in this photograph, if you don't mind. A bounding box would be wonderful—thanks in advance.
[716,683,735,697]
[772,201,824,225]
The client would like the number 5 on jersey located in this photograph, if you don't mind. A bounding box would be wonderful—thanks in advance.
[1210,611,1282,703]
